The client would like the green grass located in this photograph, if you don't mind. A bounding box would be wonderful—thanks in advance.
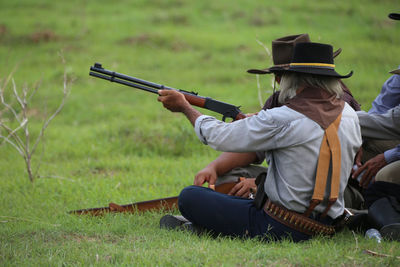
[1,0,400,265]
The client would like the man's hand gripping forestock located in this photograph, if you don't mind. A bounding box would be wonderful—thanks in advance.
[157,89,202,126]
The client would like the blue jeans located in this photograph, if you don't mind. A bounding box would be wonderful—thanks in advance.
[178,185,311,242]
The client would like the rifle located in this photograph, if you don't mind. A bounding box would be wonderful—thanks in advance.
[89,63,246,121]
[69,181,240,216]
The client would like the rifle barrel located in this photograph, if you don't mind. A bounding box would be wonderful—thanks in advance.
[89,63,246,121]
[89,71,159,94]
[90,65,174,90]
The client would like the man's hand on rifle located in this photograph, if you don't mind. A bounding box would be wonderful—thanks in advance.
[158,89,202,126]
[228,178,256,198]
[158,90,191,112]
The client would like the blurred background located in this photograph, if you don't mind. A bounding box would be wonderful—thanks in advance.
[0,0,399,264]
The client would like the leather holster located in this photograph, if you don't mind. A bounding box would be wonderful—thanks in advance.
[253,172,268,210]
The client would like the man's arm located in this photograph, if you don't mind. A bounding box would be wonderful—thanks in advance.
[194,152,258,186]
[357,106,400,140]
[158,89,260,194]
[384,145,400,164]
[195,152,259,197]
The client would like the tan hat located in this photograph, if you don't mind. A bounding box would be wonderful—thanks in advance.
[247,34,342,75]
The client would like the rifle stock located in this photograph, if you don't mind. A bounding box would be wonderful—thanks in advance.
[89,63,246,121]
[69,182,239,216]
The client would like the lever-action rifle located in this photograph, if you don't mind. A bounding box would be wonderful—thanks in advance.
[89,63,246,121]
[69,181,240,216]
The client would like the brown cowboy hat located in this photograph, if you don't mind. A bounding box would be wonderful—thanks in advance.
[247,33,342,75]
[390,66,400,75]
[389,13,400,20]
[285,42,353,79]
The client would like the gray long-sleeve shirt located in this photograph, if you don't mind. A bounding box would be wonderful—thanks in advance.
[360,72,400,163]
[357,105,400,163]
[195,103,362,219]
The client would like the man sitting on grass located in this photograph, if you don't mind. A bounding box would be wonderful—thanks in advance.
[201,33,362,207]
[350,12,400,241]
[157,42,362,242]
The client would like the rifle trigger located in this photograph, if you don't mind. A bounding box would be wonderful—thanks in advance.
[222,115,226,122]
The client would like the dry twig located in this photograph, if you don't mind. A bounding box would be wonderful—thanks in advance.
[364,249,400,259]
[255,38,274,108]
[351,230,359,252]
[0,55,71,181]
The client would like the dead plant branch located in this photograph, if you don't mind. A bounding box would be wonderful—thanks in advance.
[254,38,274,108]
[0,55,71,182]
[364,249,400,259]
[351,230,359,252]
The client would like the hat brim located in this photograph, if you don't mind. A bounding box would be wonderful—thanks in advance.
[247,68,272,74]
[247,48,342,75]
[390,68,400,75]
[389,13,400,20]
[247,64,290,74]
[286,67,353,79]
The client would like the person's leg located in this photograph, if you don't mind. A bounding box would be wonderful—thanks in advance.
[178,185,310,242]
[344,184,365,210]
[374,161,400,185]
[364,181,400,208]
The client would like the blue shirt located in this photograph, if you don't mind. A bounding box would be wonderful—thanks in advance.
[368,68,400,163]
[369,71,400,115]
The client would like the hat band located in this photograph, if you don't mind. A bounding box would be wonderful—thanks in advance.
[290,63,335,69]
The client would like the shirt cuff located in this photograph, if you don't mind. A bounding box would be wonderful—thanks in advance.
[194,115,215,145]
[384,146,400,163]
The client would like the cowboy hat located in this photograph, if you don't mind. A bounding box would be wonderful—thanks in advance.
[247,34,342,75]
[285,42,353,79]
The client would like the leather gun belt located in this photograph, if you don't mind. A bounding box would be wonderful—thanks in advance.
[264,199,335,236]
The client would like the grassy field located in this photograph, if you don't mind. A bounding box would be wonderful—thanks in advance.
[1,0,400,265]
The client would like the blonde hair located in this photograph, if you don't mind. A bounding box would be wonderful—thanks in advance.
[278,72,343,104]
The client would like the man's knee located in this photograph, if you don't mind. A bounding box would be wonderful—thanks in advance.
[375,161,400,185]
[178,185,206,212]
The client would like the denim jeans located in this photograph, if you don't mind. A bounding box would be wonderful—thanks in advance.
[178,185,311,242]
